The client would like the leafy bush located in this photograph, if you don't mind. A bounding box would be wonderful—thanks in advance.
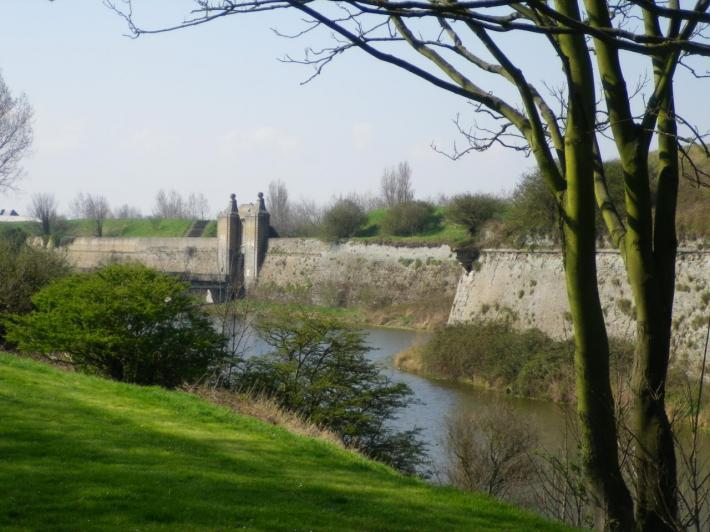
[503,172,560,243]
[419,321,634,402]
[321,199,367,240]
[445,193,506,237]
[0,238,70,345]
[380,201,437,236]
[232,311,425,474]
[5,263,226,388]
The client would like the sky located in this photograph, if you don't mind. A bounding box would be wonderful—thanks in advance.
[0,1,708,217]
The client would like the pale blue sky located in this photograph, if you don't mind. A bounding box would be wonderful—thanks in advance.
[0,1,707,216]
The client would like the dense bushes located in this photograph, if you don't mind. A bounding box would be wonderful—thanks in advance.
[230,311,425,474]
[0,237,70,345]
[380,201,438,236]
[5,263,226,387]
[321,199,367,240]
[445,193,506,237]
[418,321,633,402]
[502,172,559,244]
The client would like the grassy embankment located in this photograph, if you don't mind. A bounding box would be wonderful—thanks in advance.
[3,218,196,238]
[353,207,470,247]
[0,353,572,531]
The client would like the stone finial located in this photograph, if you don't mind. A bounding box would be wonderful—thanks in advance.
[258,191,266,211]
[230,193,238,213]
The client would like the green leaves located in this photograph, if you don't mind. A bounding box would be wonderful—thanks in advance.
[236,310,425,474]
[5,263,226,388]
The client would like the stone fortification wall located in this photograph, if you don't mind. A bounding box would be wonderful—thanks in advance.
[59,237,224,282]
[256,238,461,308]
[449,249,710,358]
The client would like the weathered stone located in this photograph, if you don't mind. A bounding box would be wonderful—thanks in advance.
[449,249,710,361]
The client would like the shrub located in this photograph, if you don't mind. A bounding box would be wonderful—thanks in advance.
[321,199,367,240]
[419,321,633,402]
[445,193,506,237]
[0,238,70,345]
[380,200,437,236]
[4,263,226,388]
[503,171,559,243]
[445,403,538,498]
[232,310,425,474]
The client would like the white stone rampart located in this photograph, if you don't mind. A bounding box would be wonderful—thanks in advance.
[59,237,223,282]
[449,249,710,358]
[257,238,461,307]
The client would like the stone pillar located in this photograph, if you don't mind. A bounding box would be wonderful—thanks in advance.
[240,192,270,290]
[217,194,242,295]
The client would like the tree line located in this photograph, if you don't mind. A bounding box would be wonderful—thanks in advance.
[24,189,212,237]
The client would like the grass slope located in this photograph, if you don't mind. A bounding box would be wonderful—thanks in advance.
[353,207,469,246]
[0,353,571,531]
[1,219,196,238]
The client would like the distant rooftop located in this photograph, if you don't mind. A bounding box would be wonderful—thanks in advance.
[0,209,38,223]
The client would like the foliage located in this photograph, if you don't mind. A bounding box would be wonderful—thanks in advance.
[321,199,367,240]
[0,353,570,532]
[503,172,560,244]
[0,238,70,345]
[445,193,507,237]
[232,311,425,474]
[380,200,438,237]
[499,160,710,246]
[354,206,469,245]
[4,264,225,387]
[419,321,633,403]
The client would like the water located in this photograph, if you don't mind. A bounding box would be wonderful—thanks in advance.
[241,324,709,485]
[239,322,710,528]
[242,324,570,477]
[361,327,570,476]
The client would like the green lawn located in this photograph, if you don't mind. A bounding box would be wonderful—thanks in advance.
[1,218,198,238]
[353,207,470,246]
[0,353,572,531]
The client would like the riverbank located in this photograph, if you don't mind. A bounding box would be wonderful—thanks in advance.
[393,321,710,428]
[0,352,572,531]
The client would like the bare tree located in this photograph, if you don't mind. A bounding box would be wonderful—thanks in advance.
[445,403,538,500]
[114,203,142,219]
[0,73,32,193]
[267,180,291,235]
[186,192,210,220]
[110,1,710,528]
[381,161,414,207]
[153,189,186,219]
[71,193,111,237]
[344,191,384,212]
[29,193,58,236]
[290,198,323,237]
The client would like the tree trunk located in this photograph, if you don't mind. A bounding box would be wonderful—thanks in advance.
[628,90,679,532]
[555,1,635,527]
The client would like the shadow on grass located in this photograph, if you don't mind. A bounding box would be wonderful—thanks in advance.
[0,355,570,531]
